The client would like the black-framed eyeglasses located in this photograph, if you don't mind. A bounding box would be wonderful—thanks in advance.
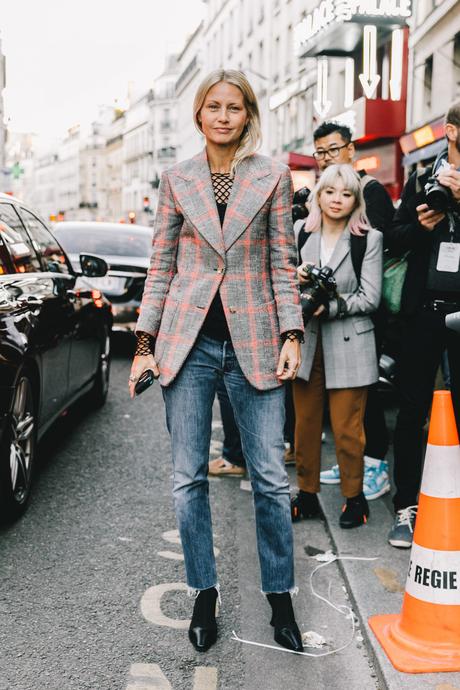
[313,143,349,160]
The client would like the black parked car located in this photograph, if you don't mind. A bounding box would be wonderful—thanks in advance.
[54,222,152,332]
[0,194,113,522]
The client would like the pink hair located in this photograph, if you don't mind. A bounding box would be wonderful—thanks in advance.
[304,164,372,236]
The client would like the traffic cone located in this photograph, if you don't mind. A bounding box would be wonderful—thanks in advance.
[369,390,460,673]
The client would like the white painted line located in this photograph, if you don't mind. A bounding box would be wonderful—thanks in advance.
[192,667,218,690]
[157,550,184,561]
[161,529,181,545]
[240,480,252,492]
[126,663,171,689]
[140,582,189,629]
[211,420,223,430]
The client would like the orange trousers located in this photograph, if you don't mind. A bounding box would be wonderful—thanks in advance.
[293,338,368,498]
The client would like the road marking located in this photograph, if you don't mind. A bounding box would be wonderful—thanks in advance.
[162,529,180,545]
[192,667,218,690]
[157,550,184,561]
[140,582,189,629]
[126,663,218,690]
[126,663,171,689]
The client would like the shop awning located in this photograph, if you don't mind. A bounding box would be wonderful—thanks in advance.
[402,139,447,167]
[283,152,317,170]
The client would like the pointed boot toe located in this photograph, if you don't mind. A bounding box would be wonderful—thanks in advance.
[274,623,303,652]
[188,623,218,652]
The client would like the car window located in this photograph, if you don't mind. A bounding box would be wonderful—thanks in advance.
[0,203,42,273]
[55,225,152,257]
[20,208,70,274]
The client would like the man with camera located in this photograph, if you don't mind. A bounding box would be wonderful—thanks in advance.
[385,102,460,548]
[295,122,394,502]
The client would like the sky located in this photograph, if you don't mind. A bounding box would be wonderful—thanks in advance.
[1,0,205,147]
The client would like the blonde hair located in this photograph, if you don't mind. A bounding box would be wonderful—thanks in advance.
[305,164,371,236]
[193,69,262,175]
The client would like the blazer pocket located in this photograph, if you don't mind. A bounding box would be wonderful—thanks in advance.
[159,298,179,334]
[353,317,374,335]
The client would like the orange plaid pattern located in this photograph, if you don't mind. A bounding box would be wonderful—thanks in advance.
[137,149,303,390]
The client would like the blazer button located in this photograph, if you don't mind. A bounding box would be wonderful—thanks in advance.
[344,336,350,342]
[229,307,236,314]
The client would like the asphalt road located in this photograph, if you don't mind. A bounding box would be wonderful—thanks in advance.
[0,336,380,690]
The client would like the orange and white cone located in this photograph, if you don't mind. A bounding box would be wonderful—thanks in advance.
[369,390,460,673]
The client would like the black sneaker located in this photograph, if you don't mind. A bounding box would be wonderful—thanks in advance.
[339,492,369,529]
[291,491,321,522]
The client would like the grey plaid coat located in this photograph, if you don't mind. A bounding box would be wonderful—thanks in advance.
[136,149,304,390]
[296,226,382,389]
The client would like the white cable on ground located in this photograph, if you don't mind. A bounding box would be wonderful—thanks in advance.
[231,551,378,658]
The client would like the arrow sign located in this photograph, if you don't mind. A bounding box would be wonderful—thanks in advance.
[359,25,380,99]
[389,28,404,101]
[314,58,332,119]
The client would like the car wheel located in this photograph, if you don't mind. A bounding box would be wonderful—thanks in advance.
[0,374,36,522]
[88,327,111,408]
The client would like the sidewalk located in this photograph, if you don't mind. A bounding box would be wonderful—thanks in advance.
[297,434,460,690]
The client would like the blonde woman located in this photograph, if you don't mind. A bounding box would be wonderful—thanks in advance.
[291,164,383,529]
[129,70,304,653]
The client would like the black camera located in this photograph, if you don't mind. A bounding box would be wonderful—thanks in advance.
[424,163,460,213]
[299,265,337,324]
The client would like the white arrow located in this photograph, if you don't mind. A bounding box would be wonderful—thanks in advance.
[314,58,332,119]
[359,25,380,99]
[389,28,404,101]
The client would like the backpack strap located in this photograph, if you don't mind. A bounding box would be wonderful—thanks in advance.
[349,234,367,282]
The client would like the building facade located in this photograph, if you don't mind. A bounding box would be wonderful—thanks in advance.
[122,89,154,225]
[400,0,460,170]
[102,109,125,222]
[176,22,205,162]
[150,56,180,213]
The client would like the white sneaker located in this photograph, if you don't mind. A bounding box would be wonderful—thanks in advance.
[320,464,340,484]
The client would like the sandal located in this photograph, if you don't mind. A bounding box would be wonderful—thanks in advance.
[208,457,246,477]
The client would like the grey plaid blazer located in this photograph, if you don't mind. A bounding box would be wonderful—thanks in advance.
[296,226,382,389]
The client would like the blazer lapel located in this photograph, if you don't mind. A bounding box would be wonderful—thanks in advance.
[328,228,350,272]
[222,156,280,251]
[172,149,225,258]
[300,229,321,265]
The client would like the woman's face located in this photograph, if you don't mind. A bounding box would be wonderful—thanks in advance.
[318,178,357,222]
[198,81,248,147]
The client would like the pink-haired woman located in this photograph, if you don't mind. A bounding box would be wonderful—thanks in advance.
[291,164,383,529]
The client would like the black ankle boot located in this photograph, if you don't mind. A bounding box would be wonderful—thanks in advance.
[188,587,218,652]
[291,491,321,522]
[266,592,303,652]
[339,492,369,529]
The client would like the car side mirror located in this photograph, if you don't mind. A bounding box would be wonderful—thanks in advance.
[79,253,108,278]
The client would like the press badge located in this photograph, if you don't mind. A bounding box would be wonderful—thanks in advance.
[437,242,460,272]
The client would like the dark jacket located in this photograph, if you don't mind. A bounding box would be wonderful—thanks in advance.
[385,166,455,315]
[358,171,395,236]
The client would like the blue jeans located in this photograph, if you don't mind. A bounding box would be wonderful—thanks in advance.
[216,377,246,467]
[162,334,294,593]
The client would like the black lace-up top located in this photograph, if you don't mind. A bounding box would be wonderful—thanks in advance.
[200,173,234,341]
